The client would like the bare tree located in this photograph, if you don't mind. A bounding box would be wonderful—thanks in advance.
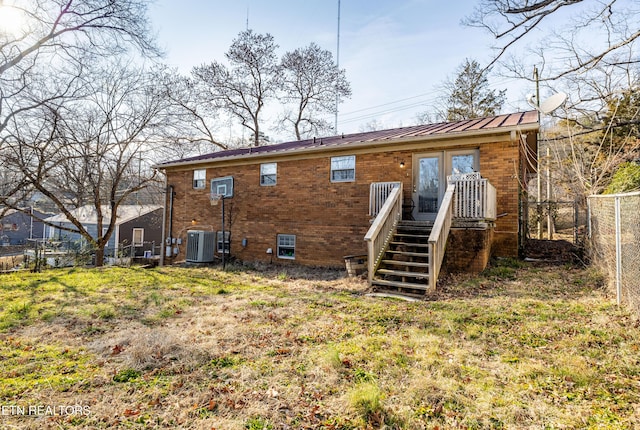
[192,30,280,147]
[0,0,159,215]
[358,119,386,132]
[279,43,351,140]
[2,64,164,265]
[153,68,228,157]
[466,0,640,202]
[465,1,639,78]
[465,1,639,114]
[0,0,159,139]
[548,82,640,196]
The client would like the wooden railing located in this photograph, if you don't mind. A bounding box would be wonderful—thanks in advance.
[369,181,402,216]
[428,183,455,290]
[364,183,403,285]
[448,174,497,221]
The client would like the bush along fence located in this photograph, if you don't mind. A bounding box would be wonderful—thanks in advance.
[588,191,640,316]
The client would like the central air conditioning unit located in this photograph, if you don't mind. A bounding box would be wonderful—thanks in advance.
[186,230,216,263]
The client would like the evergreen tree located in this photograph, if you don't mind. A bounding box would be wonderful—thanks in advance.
[445,59,506,121]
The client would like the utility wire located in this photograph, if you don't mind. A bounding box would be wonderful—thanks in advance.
[340,99,438,125]
[340,90,440,117]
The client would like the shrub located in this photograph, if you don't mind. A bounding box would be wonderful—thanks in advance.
[604,162,640,194]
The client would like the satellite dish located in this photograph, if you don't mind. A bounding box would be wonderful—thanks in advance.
[534,92,568,115]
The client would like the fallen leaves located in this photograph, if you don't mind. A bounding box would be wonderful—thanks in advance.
[123,408,140,417]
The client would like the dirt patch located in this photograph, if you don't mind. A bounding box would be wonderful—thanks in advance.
[523,238,584,264]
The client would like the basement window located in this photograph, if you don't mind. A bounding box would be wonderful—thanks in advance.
[260,163,277,186]
[210,176,234,197]
[193,169,206,189]
[277,234,296,260]
[330,155,355,182]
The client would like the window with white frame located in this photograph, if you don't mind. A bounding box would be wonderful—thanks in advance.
[193,169,206,189]
[132,228,144,247]
[260,163,277,186]
[330,155,355,182]
[216,231,230,254]
[277,234,296,259]
[210,176,234,197]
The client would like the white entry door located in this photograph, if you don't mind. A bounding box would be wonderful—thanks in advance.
[413,153,442,221]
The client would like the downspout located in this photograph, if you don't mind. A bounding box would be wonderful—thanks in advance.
[159,168,173,266]
[159,172,168,266]
[166,184,175,264]
[115,224,120,259]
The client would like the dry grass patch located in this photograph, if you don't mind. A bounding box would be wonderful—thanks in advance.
[0,261,639,429]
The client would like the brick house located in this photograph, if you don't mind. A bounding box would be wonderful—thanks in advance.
[156,111,538,294]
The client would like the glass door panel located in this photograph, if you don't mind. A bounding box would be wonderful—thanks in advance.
[451,154,475,174]
[413,154,441,221]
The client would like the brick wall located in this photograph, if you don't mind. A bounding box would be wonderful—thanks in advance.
[165,150,414,267]
[444,226,494,274]
[163,137,524,267]
[478,139,521,257]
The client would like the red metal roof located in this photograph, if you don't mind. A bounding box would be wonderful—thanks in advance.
[158,111,538,168]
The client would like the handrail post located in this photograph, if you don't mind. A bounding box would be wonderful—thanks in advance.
[367,237,375,285]
[428,183,455,290]
[364,183,403,286]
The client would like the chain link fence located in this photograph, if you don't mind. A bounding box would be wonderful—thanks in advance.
[588,191,640,316]
[0,240,161,273]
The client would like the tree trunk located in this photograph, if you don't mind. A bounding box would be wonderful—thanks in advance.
[94,247,104,267]
[294,122,301,141]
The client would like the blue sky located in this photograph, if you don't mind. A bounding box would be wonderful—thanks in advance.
[149,1,533,139]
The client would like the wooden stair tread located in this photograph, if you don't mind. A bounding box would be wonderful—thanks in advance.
[381,259,430,267]
[371,279,430,291]
[377,269,429,278]
[396,227,432,233]
[394,233,430,239]
[386,250,430,258]
[370,219,439,295]
[390,241,429,248]
[398,221,433,227]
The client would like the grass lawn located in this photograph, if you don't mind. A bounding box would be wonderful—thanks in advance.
[0,260,639,429]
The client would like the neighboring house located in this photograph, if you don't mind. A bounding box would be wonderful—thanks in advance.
[45,205,163,258]
[155,111,539,294]
[0,208,51,245]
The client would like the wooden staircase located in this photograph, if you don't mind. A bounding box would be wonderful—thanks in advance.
[371,221,434,296]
